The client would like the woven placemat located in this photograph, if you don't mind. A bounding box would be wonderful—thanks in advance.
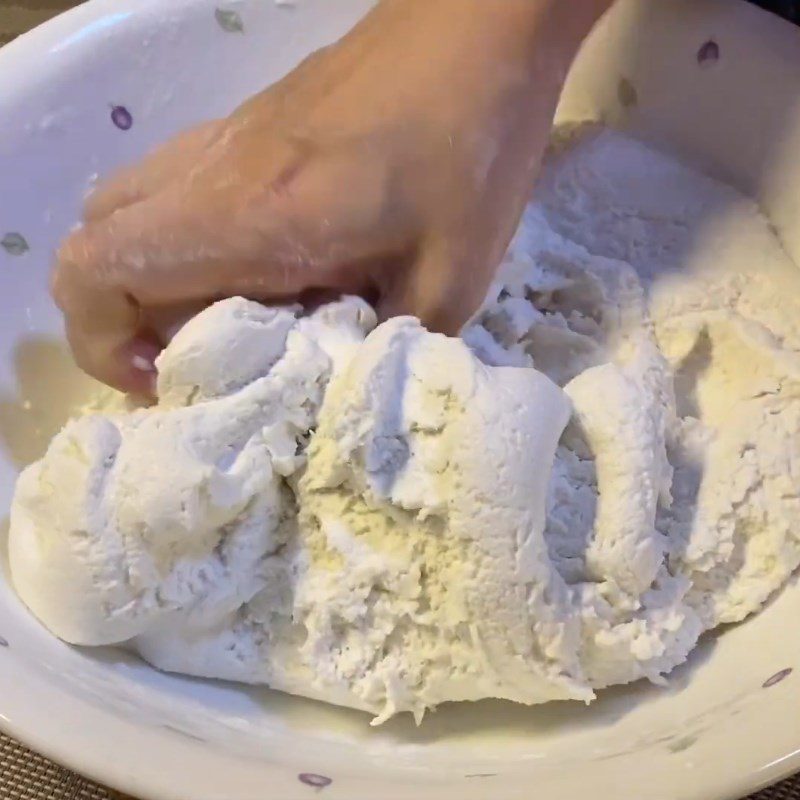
[1,1,798,798]
[1,727,798,800]
[0,732,127,800]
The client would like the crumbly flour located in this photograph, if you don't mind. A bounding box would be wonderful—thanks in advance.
[10,127,800,723]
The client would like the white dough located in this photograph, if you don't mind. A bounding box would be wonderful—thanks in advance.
[10,127,800,722]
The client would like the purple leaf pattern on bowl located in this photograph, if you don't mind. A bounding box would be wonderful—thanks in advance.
[697,39,720,66]
[111,105,133,131]
[668,734,698,754]
[618,77,638,109]
[0,636,8,648]
[298,773,332,789]
[1,232,29,256]
[763,668,793,688]
[215,8,244,33]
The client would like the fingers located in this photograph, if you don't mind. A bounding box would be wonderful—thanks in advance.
[67,160,392,305]
[83,121,222,223]
[112,337,161,397]
[54,190,239,394]
[54,149,408,393]
[54,264,156,395]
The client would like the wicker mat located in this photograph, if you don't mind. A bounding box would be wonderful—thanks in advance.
[1,1,799,798]
[0,733,127,800]
[1,727,799,800]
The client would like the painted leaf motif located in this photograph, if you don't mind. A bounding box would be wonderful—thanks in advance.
[298,773,332,789]
[763,667,793,688]
[215,8,244,33]
[618,77,638,109]
[1,232,29,256]
[697,40,720,66]
[111,105,133,131]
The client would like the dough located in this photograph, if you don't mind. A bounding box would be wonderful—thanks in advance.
[10,127,800,723]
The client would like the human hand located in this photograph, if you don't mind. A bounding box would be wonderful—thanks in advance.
[53,0,609,394]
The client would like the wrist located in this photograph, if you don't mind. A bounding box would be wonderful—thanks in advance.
[338,0,611,135]
[379,0,611,62]
[372,0,609,104]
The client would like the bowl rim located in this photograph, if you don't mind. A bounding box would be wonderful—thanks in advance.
[1,1,800,799]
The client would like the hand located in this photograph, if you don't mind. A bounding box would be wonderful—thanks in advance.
[53,0,609,394]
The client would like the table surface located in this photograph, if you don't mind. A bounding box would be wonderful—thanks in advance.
[1,1,799,799]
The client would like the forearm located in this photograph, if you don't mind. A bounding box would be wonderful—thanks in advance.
[402,0,612,66]
[350,0,611,130]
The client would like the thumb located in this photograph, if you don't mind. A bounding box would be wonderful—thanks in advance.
[378,241,490,336]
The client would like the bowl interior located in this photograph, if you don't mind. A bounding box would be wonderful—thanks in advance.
[1,1,799,799]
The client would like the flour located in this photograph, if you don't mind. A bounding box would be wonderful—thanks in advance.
[9,126,800,722]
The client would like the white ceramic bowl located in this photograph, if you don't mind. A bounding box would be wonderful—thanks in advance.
[1,1,799,798]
